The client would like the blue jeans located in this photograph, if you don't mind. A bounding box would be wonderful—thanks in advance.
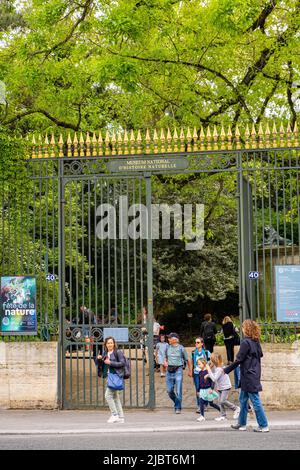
[166,367,183,411]
[239,390,268,428]
[234,366,241,389]
[193,374,201,408]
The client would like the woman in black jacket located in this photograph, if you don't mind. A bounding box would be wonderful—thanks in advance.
[224,320,269,433]
[222,316,236,364]
[96,336,126,424]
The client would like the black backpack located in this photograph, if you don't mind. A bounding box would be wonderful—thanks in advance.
[203,322,215,341]
[115,349,131,380]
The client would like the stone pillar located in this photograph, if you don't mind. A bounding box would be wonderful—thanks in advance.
[260,342,300,409]
[0,342,58,409]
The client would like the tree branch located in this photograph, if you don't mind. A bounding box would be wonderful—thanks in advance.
[287,61,297,128]
[256,78,279,125]
[3,108,81,130]
[31,0,94,59]
[247,0,277,33]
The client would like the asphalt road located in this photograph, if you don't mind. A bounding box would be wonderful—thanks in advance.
[1,430,300,450]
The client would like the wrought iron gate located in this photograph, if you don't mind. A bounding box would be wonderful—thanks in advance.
[59,160,155,409]
[1,123,300,409]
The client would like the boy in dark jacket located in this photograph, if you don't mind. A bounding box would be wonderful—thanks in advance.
[224,320,269,433]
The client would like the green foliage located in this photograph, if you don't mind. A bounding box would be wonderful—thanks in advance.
[0,0,299,131]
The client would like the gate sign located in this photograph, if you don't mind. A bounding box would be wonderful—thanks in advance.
[107,157,189,173]
[249,271,260,280]
[275,266,300,322]
[0,276,37,335]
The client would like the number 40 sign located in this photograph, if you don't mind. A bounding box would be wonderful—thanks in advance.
[46,274,57,281]
[248,271,260,280]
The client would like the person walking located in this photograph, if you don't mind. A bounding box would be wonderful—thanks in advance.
[195,358,221,422]
[164,333,192,414]
[222,316,237,364]
[96,336,126,424]
[224,320,269,432]
[155,334,168,377]
[206,352,240,421]
[200,313,217,353]
[188,337,211,413]
[153,318,161,346]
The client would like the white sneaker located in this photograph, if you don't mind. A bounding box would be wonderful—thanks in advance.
[107,415,120,423]
[233,407,240,419]
[118,417,125,423]
[197,416,206,422]
[253,427,269,433]
[215,416,227,421]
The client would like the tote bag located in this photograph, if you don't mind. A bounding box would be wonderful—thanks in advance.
[107,372,124,391]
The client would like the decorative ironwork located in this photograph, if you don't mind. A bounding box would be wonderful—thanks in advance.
[129,327,143,342]
[28,121,299,159]
[63,159,106,175]
[90,327,103,342]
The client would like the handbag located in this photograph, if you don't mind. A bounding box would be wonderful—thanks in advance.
[107,372,124,391]
[233,329,240,346]
[199,388,219,402]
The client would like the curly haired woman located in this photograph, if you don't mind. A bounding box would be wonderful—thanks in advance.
[224,319,269,433]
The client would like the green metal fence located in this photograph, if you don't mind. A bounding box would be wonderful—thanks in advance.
[1,128,300,408]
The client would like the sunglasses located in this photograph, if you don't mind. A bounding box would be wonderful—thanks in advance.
[195,341,202,344]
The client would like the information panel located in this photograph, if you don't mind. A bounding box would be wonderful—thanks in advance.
[275,265,300,322]
[0,276,37,335]
[103,327,129,343]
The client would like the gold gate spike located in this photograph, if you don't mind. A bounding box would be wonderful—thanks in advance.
[86,131,91,157]
[173,128,179,152]
[50,134,56,158]
[146,129,151,154]
[98,131,103,157]
[67,133,72,157]
[124,130,129,155]
[31,135,36,158]
[272,122,277,148]
[44,134,49,158]
[186,127,192,152]
[92,132,97,157]
[193,127,198,152]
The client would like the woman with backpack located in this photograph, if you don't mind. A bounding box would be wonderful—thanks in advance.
[222,316,239,364]
[96,336,128,424]
[200,314,217,353]
[188,337,211,413]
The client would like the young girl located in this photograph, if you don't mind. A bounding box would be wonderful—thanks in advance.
[155,334,168,377]
[196,358,220,422]
[206,353,240,421]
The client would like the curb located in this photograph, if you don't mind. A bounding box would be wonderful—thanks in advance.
[1,422,300,435]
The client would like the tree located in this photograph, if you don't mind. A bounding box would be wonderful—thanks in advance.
[0,0,299,133]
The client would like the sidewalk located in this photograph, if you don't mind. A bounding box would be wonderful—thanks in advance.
[1,409,300,434]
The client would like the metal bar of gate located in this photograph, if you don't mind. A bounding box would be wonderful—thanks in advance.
[58,160,65,408]
[145,174,155,409]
